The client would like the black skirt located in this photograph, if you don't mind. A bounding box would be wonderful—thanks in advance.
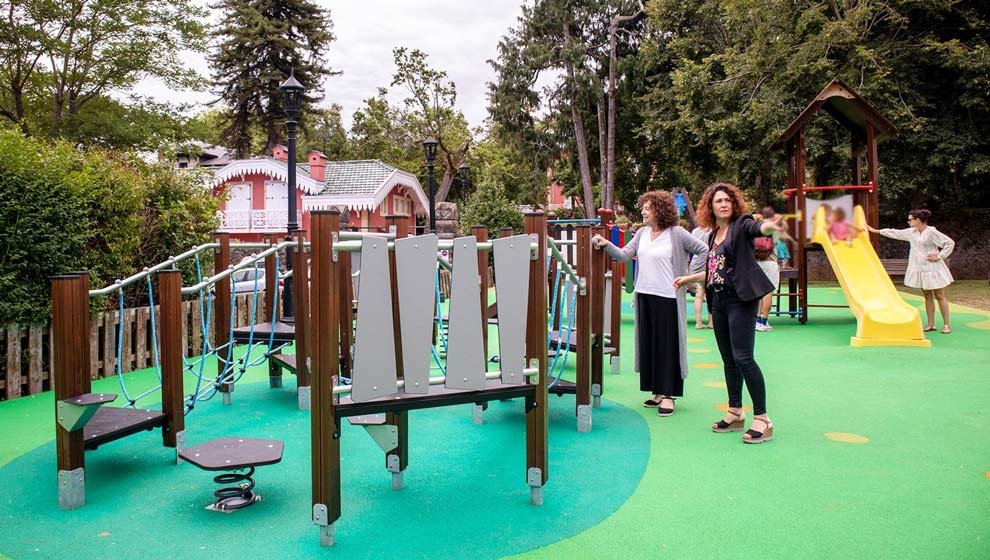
[636,292,683,396]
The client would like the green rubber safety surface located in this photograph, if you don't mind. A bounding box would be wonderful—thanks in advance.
[1,286,989,559]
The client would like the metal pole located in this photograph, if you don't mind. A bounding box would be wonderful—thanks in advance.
[427,156,437,233]
[283,118,298,320]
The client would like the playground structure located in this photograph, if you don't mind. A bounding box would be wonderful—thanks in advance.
[48,210,636,545]
[544,216,623,431]
[769,78,928,346]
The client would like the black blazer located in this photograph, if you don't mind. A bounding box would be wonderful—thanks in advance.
[706,215,775,302]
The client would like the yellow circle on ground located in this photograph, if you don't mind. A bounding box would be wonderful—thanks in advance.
[688,348,711,354]
[966,319,990,330]
[688,337,706,342]
[694,362,719,369]
[824,432,869,444]
[985,471,990,480]
[713,403,751,413]
[703,381,727,389]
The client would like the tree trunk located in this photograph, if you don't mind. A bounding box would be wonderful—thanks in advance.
[563,19,595,217]
[607,5,644,212]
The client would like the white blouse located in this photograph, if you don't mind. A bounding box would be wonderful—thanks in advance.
[878,226,955,290]
[634,227,676,298]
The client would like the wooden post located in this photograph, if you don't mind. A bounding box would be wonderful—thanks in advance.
[866,123,880,248]
[795,131,809,324]
[52,274,89,475]
[608,225,622,363]
[574,225,592,417]
[158,270,184,448]
[472,225,490,360]
[590,225,606,405]
[310,211,341,541]
[384,215,409,476]
[292,232,311,388]
[213,233,232,390]
[523,213,548,492]
[264,234,279,322]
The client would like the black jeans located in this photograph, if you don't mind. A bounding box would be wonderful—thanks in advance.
[709,288,767,416]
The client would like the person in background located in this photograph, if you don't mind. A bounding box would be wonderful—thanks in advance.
[865,209,955,334]
[755,206,795,331]
[591,190,708,417]
[697,182,784,443]
[690,224,713,329]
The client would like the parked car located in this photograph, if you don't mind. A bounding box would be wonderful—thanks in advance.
[231,267,282,294]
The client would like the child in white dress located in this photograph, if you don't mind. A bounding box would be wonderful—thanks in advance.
[866,209,955,333]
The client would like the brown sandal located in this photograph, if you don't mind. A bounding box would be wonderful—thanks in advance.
[712,408,745,432]
[742,417,773,444]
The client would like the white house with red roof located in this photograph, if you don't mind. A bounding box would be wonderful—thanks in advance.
[211,145,428,240]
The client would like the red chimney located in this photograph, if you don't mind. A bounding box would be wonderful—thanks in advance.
[308,150,329,183]
[272,144,289,162]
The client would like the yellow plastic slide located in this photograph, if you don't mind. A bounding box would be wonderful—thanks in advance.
[811,205,931,348]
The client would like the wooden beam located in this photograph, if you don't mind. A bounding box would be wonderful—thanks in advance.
[158,270,184,448]
[523,213,548,487]
[213,233,231,392]
[310,211,341,527]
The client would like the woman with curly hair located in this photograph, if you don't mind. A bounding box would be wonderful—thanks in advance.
[697,182,784,443]
[592,190,708,417]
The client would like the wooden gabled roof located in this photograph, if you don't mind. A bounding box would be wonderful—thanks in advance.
[772,78,898,149]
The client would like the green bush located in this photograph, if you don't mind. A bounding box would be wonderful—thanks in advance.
[0,129,219,324]
[459,179,525,236]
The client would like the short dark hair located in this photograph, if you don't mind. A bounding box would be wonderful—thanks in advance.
[760,206,776,219]
[909,209,932,223]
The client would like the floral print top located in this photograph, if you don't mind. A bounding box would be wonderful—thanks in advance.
[707,240,730,288]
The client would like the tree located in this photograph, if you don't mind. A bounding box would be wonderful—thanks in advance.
[390,47,472,202]
[0,0,207,135]
[458,177,524,236]
[639,0,990,213]
[298,104,350,160]
[488,0,646,214]
[210,0,336,157]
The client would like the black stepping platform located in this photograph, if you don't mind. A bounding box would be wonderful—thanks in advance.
[180,437,285,512]
[232,320,295,344]
[337,380,536,418]
[548,378,577,395]
[83,406,167,450]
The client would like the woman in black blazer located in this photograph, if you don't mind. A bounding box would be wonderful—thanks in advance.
[697,183,783,444]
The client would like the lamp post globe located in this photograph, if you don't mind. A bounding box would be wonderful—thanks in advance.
[278,72,305,320]
[422,136,438,233]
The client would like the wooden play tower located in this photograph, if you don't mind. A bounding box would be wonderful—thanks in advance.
[771,78,898,323]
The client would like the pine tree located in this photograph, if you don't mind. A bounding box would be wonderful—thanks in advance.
[210,0,336,157]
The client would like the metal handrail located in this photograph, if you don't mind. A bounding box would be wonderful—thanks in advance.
[181,241,295,295]
[546,239,583,293]
[89,242,219,297]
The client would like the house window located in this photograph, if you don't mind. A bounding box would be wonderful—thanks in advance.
[392,195,410,216]
[227,183,252,211]
[265,182,288,209]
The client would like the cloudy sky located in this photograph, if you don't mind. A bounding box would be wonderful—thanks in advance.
[137,0,530,130]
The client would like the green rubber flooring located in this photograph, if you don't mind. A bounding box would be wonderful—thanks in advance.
[1,286,988,559]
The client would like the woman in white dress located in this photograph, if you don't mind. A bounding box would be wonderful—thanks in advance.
[866,209,955,334]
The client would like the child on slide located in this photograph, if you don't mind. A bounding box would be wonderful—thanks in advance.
[827,207,861,247]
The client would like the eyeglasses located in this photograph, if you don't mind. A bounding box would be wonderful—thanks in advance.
[907,217,917,222]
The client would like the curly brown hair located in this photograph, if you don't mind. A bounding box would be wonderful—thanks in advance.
[696,182,749,229]
[636,190,679,229]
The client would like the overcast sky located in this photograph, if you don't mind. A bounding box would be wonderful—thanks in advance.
[135,0,530,131]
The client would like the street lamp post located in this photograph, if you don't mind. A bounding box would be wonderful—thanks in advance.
[279,72,304,320]
[422,136,438,233]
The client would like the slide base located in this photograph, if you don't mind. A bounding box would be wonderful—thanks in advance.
[850,336,932,348]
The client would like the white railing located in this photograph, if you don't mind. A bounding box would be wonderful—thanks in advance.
[217,209,302,232]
